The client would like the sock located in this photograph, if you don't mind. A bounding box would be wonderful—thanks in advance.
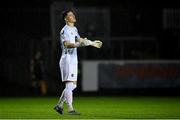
[65,82,77,112]
[58,89,66,108]
[66,89,73,111]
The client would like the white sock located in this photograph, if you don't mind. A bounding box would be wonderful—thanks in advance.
[65,89,73,111]
[58,89,66,108]
[65,82,77,112]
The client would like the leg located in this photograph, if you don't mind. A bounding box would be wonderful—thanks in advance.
[57,88,66,108]
[32,80,40,96]
[55,56,79,115]
[54,87,65,114]
[65,81,77,112]
[54,81,76,115]
[39,80,47,95]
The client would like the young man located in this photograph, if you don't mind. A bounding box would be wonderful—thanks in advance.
[54,10,102,115]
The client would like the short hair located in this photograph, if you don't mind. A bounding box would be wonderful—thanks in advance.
[61,10,73,21]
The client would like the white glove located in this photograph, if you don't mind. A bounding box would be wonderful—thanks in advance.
[81,38,103,48]
[91,40,103,48]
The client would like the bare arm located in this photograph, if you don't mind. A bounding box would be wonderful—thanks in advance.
[63,38,88,48]
[76,37,86,43]
[63,41,77,48]
[77,37,103,48]
[63,38,102,48]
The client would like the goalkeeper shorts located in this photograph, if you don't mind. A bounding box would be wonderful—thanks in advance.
[59,55,78,82]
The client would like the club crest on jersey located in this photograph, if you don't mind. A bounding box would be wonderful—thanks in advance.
[71,74,74,77]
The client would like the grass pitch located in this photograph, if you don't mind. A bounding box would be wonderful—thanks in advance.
[0,96,180,119]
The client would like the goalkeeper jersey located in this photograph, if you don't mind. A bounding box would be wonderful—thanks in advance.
[60,25,80,63]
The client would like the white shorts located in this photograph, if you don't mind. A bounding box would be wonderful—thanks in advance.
[59,54,78,82]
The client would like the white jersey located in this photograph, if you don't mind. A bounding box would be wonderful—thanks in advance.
[59,25,80,81]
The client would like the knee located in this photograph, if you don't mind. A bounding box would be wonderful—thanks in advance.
[65,82,77,91]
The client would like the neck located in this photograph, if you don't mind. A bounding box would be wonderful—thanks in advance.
[67,22,74,27]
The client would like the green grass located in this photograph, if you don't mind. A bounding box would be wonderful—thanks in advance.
[0,96,180,119]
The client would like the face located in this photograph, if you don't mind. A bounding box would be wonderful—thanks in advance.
[65,11,76,23]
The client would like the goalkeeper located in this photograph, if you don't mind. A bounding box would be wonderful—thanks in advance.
[54,10,102,115]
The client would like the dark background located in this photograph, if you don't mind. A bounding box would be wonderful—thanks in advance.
[0,0,180,96]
